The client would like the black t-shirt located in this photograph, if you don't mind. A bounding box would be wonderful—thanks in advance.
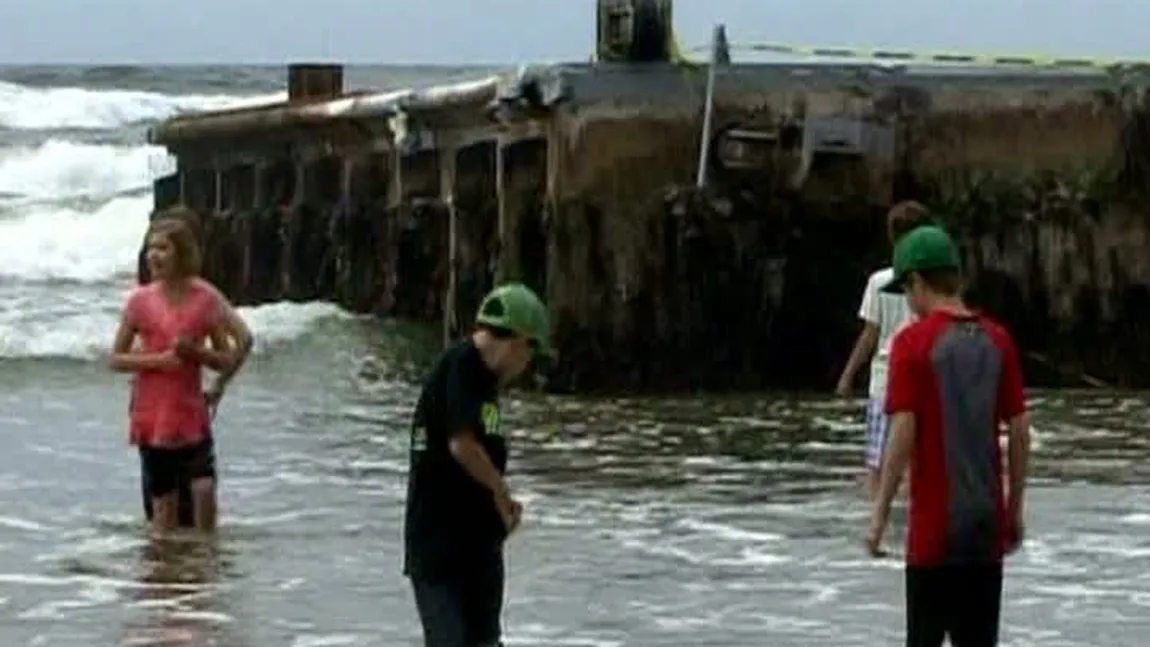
[403,340,507,580]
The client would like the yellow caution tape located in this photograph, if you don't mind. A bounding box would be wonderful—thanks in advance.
[590,23,1148,71]
[681,40,1150,70]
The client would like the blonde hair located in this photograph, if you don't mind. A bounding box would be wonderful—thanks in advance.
[147,207,203,278]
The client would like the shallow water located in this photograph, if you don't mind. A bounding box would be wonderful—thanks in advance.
[0,318,1147,646]
[0,64,1147,646]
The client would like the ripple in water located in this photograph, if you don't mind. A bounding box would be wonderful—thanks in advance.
[0,65,1146,646]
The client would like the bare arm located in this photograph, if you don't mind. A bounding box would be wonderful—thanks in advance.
[184,286,253,384]
[872,412,915,524]
[215,301,253,384]
[448,431,511,499]
[196,302,253,381]
[108,309,175,373]
[865,328,917,555]
[837,322,879,393]
[1005,412,1030,519]
[194,327,233,373]
[995,331,1029,546]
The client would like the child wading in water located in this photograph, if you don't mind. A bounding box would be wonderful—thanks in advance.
[836,201,931,501]
[403,282,551,647]
[135,209,251,528]
[111,213,251,533]
[866,224,1030,646]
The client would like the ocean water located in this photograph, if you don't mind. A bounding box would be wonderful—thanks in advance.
[0,66,1147,646]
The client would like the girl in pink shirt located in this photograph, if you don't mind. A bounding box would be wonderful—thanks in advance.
[110,215,251,534]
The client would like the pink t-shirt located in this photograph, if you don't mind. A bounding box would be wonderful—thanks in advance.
[125,278,224,448]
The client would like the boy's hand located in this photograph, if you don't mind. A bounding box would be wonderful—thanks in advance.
[494,489,523,536]
[834,377,853,398]
[865,508,889,557]
[174,335,202,361]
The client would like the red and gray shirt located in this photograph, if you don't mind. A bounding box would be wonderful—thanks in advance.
[885,309,1027,566]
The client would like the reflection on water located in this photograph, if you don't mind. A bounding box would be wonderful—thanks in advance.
[120,537,232,647]
[506,391,1150,494]
[484,389,1150,646]
[0,336,1146,645]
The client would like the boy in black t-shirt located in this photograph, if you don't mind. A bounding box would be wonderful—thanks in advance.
[403,282,551,647]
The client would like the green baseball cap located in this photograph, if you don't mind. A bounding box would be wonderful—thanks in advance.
[475,282,553,358]
[882,225,961,293]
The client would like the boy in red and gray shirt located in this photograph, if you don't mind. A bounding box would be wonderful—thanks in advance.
[865,224,1031,647]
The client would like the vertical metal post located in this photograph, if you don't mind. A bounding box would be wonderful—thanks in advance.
[494,135,508,283]
[214,167,224,212]
[695,24,722,188]
[442,147,459,346]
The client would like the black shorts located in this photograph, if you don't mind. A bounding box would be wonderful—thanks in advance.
[906,562,1003,647]
[410,555,504,647]
[139,436,216,500]
[140,454,198,527]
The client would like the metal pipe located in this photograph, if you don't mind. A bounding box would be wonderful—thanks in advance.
[150,75,504,144]
[695,24,722,188]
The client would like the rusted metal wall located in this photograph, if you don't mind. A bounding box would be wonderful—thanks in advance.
[150,62,1150,391]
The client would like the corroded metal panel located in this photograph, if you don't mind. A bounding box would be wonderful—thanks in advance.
[288,63,343,101]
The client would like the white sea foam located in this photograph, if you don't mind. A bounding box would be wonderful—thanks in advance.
[0,195,153,283]
[0,80,282,130]
[0,297,350,361]
[0,81,346,360]
[0,139,172,199]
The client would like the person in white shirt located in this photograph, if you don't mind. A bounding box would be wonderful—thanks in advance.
[835,201,931,501]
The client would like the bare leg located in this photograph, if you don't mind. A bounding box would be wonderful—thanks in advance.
[865,468,880,502]
[151,493,180,534]
[191,477,217,533]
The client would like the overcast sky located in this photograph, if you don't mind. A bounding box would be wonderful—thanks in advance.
[1,0,1147,65]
